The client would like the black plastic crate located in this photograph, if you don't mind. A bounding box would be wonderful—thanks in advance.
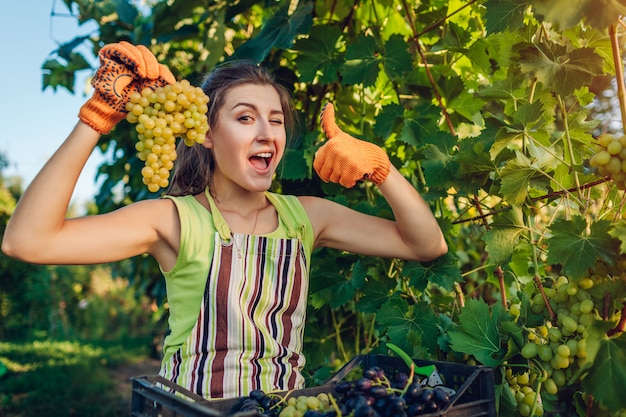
[131,355,495,417]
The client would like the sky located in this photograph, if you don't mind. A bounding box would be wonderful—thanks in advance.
[0,1,106,210]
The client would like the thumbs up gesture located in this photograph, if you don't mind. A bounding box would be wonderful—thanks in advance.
[313,103,390,188]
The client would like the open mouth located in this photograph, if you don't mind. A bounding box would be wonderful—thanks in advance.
[249,152,273,170]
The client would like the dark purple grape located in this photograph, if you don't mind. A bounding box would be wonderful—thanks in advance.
[418,389,434,403]
[335,381,353,394]
[389,396,406,412]
[363,367,378,380]
[407,402,425,417]
[393,372,409,389]
[425,400,439,413]
[432,387,450,406]
[403,382,422,403]
[354,405,380,417]
[346,394,369,412]
[369,385,388,399]
[372,366,385,381]
[356,377,373,392]
[373,397,388,411]
[249,389,265,401]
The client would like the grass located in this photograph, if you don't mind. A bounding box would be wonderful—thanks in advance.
[0,337,154,417]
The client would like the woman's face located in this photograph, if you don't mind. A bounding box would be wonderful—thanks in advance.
[203,83,287,194]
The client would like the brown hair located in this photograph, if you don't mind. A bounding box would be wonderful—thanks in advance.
[166,61,297,196]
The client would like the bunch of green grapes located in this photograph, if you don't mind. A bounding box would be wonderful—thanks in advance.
[518,275,594,411]
[236,389,333,417]
[125,79,210,193]
[504,368,544,417]
[277,393,332,417]
[589,133,626,189]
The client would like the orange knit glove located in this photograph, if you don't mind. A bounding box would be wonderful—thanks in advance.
[313,103,390,188]
[78,41,176,134]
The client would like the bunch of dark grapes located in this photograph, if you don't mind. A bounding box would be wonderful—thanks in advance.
[234,366,453,417]
[332,366,451,417]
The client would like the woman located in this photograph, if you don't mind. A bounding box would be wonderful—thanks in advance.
[1,42,447,399]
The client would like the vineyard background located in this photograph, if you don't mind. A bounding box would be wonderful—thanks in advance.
[3,0,626,416]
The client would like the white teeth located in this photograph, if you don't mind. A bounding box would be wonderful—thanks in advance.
[255,152,272,158]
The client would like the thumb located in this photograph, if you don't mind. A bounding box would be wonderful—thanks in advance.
[320,102,342,139]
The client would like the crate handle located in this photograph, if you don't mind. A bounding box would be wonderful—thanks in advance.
[148,375,213,406]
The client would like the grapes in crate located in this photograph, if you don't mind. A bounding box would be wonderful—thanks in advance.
[125,79,210,192]
[234,365,453,416]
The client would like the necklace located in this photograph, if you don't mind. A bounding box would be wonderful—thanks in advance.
[231,204,263,258]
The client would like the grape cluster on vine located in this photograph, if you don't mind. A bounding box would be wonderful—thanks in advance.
[125,80,210,192]
[234,365,453,417]
[510,275,595,416]
[589,133,626,189]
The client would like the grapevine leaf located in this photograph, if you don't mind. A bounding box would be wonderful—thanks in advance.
[499,149,550,205]
[402,252,463,292]
[517,41,604,97]
[530,0,587,30]
[582,335,626,411]
[535,0,626,31]
[397,104,441,145]
[293,25,343,83]
[608,221,626,254]
[377,297,439,355]
[482,207,526,265]
[374,103,404,138]
[448,90,486,122]
[340,35,381,86]
[454,133,499,193]
[546,217,620,279]
[279,148,309,181]
[482,0,530,34]
[421,144,455,191]
[356,276,397,314]
[447,298,508,367]
[383,34,413,79]
[497,382,519,417]
[230,2,313,62]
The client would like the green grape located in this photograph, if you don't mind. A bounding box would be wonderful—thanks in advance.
[538,344,553,362]
[521,343,538,359]
[543,377,558,395]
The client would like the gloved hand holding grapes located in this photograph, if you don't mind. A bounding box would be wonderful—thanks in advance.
[313,102,390,188]
[79,41,176,134]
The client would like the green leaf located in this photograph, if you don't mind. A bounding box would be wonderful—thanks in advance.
[499,148,550,205]
[448,298,508,367]
[582,335,626,411]
[483,0,530,34]
[377,297,439,355]
[374,103,404,138]
[546,217,620,279]
[355,277,397,314]
[482,207,526,265]
[383,34,413,79]
[403,252,463,292]
[397,104,441,146]
[517,42,605,97]
[293,25,343,83]
[340,35,381,86]
[448,90,486,121]
[608,220,626,254]
[231,2,313,62]
[279,147,309,181]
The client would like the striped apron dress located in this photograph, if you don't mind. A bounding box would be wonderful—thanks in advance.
[159,190,311,399]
